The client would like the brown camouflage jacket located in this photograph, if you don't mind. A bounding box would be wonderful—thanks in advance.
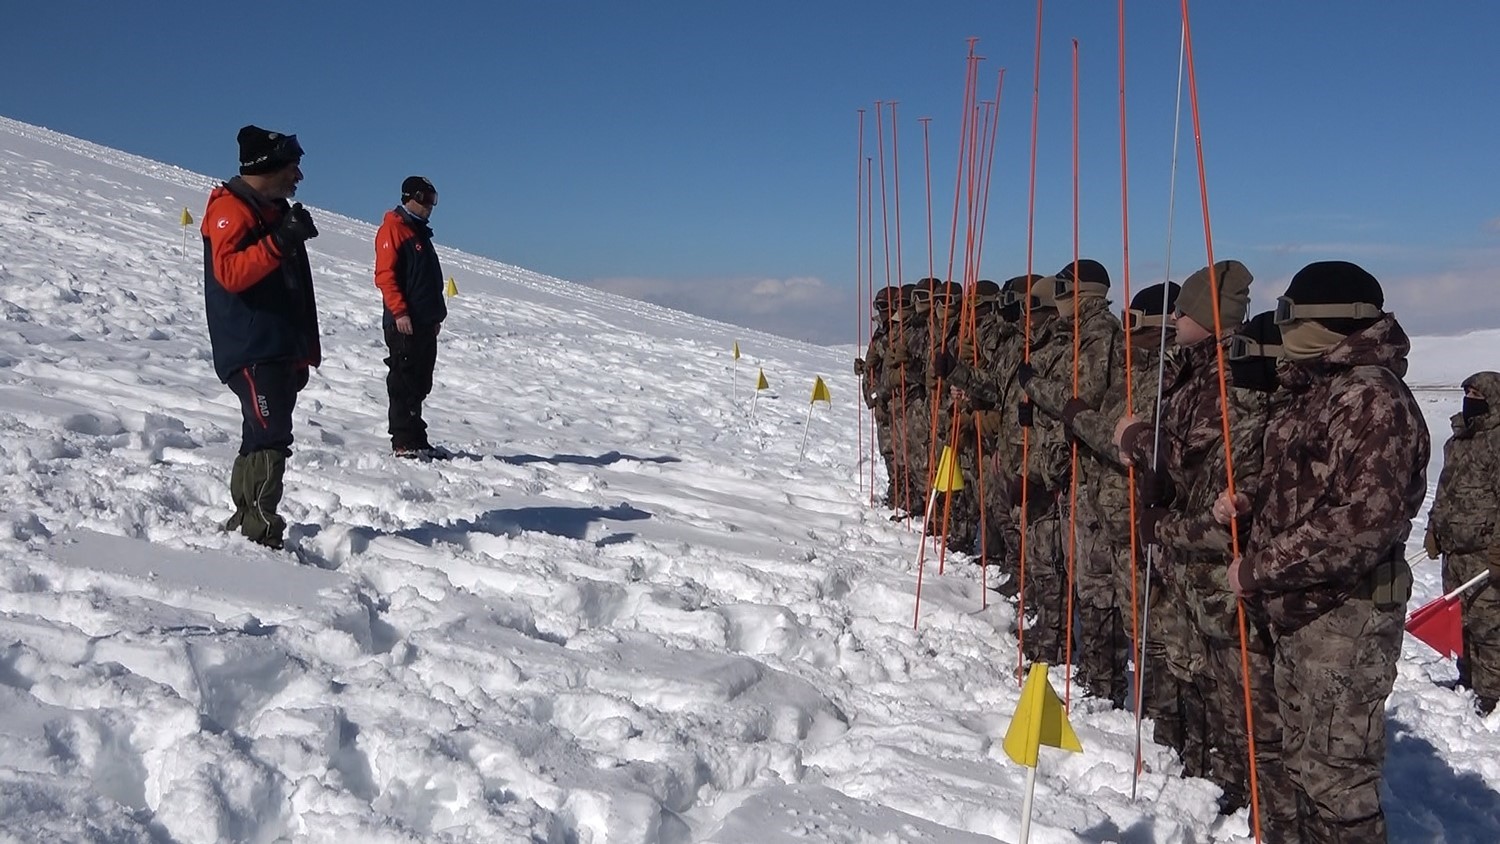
[1429,372,1500,555]
[1021,314,1074,489]
[1240,315,1430,631]
[1124,337,1269,559]
[861,326,892,416]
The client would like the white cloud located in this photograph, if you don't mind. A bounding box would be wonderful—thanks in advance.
[583,275,859,344]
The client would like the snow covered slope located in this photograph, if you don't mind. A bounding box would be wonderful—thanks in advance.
[2,115,1498,843]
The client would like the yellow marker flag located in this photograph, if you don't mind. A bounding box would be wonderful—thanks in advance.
[756,368,769,390]
[810,376,831,404]
[180,208,194,226]
[931,445,964,492]
[733,341,741,360]
[444,277,458,297]
[1004,663,1083,767]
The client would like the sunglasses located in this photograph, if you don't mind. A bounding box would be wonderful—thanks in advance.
[1273,296,1382,326]
[1227,334,1284,362]
[1053,277,1075,300]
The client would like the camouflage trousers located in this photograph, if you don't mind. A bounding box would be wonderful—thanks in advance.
[1272,597,1403,843]
[1019,492,1067,666]
[873,413,898,507]
[977,440,1021,596]
[1203,622,1298,838]
[1445,551,1500,707]
[1072,520,1133,708]
[890,396,930,514]
[1150,571,1211,777]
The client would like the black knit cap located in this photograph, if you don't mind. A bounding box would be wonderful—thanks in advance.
[1055,258,1111,288]
[974,279,1001,297]
[401,176,437,204]
[1283,260,1383,334]
[1130,281,1180,316]
[237,125,302,175]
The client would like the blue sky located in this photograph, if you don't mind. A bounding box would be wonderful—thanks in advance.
[5,1,1498,342]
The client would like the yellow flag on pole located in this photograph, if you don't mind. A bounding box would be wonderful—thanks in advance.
[756,368,769,390]
[444,277,458,297]
[931,445,964,492]
[1004,663,1083,767]
[810,376,831,404]
[733,341,741,360]
[180,208,194,226]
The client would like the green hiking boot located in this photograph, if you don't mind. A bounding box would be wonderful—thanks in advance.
[239,449,287,550]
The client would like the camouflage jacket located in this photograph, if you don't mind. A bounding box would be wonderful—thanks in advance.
[1050,344,1167,541]
[885,316,930,406]
[861,326,892,415]
[1019,314,1073,489]
[1429,373,1500,555]
[1025,298,1126,525]
[1140,337,1270,559]
[1240,315,1430,631]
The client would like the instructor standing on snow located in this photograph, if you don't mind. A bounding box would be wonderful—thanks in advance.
[202,125,322,549]
[374,176,447,458]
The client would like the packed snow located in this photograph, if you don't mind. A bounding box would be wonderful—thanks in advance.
[1,115,1498,843]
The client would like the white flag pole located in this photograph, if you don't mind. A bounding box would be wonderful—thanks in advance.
[798,402,815,462]
[1017,764,1038,843]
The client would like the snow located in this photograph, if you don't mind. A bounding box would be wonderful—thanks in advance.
[1,113,1498,843]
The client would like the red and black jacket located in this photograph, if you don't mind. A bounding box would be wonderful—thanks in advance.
[201,177,322,383]
[374,206,446,330]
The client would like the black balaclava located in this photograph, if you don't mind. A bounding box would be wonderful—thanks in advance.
[1230,310,1282,393]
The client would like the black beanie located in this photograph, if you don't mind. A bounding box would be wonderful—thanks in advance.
[1282,260,1384,335]
[1055,258,1111,288]
[401,176,437,204]
[1130,281,1181,316]
[238,125,302,175]
[974,279,1000,298]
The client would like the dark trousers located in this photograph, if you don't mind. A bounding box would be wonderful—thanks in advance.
[226,362,308,456]
[384,324,439,448]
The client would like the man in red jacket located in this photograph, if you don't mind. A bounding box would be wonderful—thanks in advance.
[374,176,448,457]
[201,125,321,549]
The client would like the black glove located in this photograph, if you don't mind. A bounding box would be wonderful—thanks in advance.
[933,351,958,380]
[1017,361,1035,387]
[273,203,319,254]
[1061,397,1089,430]
[1018,401,1034,428]
[1138,506,1168,546]
[854,357,866,375]
[1137,465,1170,507]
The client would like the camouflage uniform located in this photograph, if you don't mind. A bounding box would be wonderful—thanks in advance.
[1238,315,1428,843]
[1057,332,1189,750]
[1125,336,1293,825]
[884,290,929,514]
[947,278,1032,595]
[1427,371,1500,711]
[1016,311,1072,666]
[1025,294,1130,706]
[857,295,898,505]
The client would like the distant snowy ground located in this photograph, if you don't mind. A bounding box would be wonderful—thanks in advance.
[1,115,1498,844]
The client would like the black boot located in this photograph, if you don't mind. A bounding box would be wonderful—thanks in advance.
[240,449,287,549]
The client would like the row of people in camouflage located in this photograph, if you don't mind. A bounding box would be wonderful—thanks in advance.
[201,125,450,549]
[856,258,1431,842]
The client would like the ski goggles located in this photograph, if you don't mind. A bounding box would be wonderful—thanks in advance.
[999,289,1040,310]
[1123,309,1171,331]
[910,288,959,308]
[1227,334,1283,361]
[1272,296,1382,326]
[1053,276,1109,300]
